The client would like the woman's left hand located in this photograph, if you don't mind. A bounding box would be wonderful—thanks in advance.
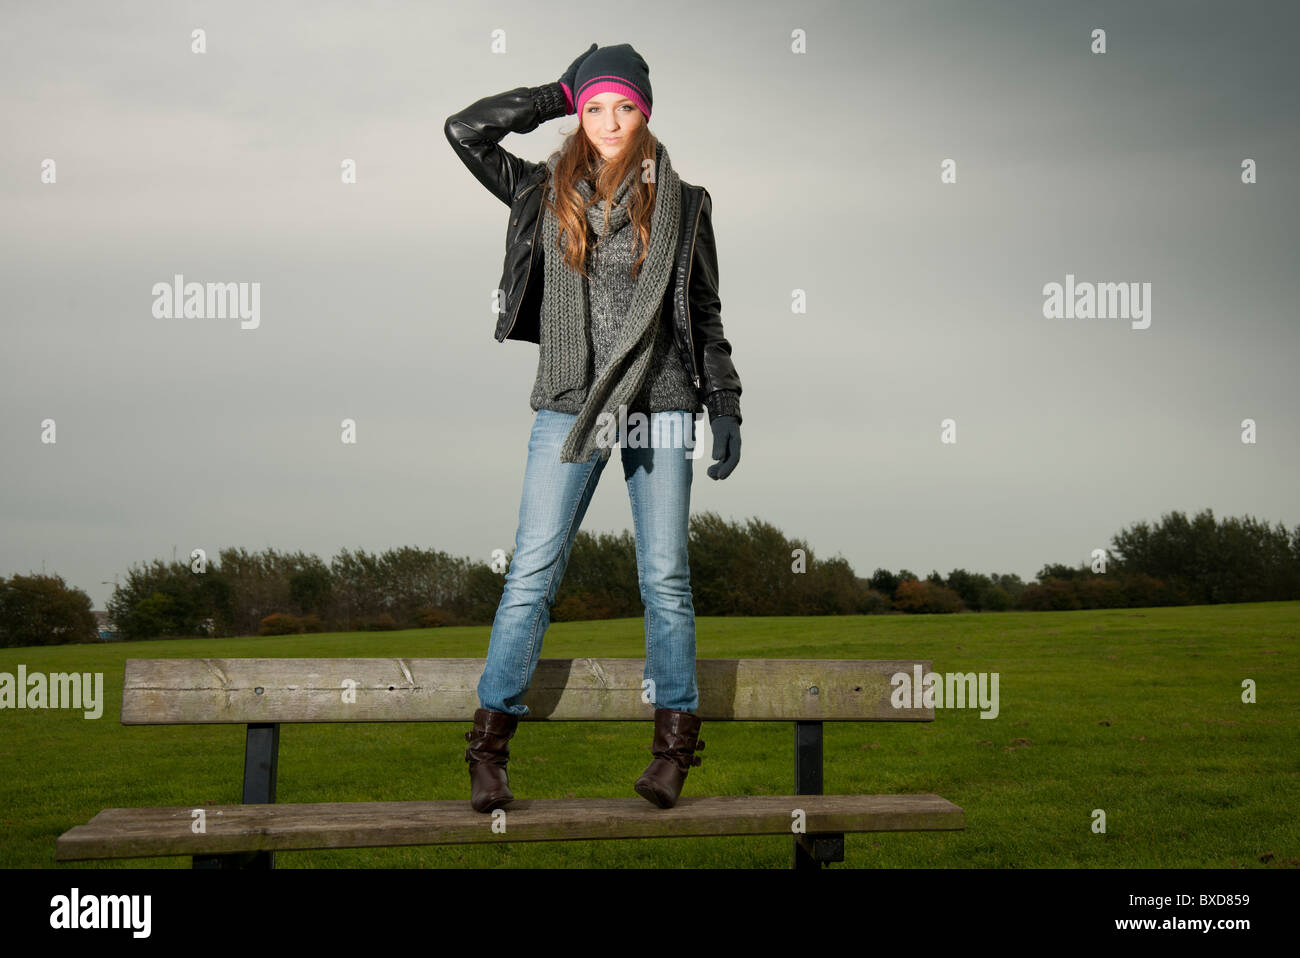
[707,416,741,480]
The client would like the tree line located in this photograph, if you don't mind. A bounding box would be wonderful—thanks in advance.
[2,508,1298,647]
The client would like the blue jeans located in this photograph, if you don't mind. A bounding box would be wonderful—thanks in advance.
[477,408,700,716]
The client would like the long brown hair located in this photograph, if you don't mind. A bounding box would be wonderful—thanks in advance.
[544,118,659,280]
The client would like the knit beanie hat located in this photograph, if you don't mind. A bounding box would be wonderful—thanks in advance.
[574,43,653,119]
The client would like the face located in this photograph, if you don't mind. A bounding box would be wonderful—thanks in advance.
[580,92,644,161]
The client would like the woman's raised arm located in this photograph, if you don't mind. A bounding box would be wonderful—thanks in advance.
[443,44,597,206]
[443,83,568,206]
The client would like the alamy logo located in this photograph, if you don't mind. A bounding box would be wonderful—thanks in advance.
[594,405,705,459]
[1042,273,1151,329]
[890,664,999,719]
[0,666,103,719]
[49,888,151,938]
[151,273,260,329]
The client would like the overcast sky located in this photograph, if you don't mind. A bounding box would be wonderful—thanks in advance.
[3,0,1298,612]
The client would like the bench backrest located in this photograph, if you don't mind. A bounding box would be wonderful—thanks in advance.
[121,658,935,724]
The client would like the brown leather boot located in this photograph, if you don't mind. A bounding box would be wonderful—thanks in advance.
[464,707,519,813]
[634,708,704,809]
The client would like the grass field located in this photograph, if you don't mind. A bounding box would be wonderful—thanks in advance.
[2,602,1297,868]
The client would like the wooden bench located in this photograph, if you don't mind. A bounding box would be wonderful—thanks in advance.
[56,657,964,869]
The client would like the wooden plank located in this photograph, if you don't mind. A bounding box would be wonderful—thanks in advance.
[55,794,965,860]
[121,658,935,724]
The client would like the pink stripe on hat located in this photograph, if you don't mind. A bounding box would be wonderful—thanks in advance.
[575,77,651,119]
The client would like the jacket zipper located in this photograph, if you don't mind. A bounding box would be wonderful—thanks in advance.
[682,192,704,389]
[499,181,542,341]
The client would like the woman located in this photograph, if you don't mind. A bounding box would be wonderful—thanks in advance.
[443,42,744,812]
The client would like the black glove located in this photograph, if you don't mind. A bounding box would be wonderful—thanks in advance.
[707,415,741,480]
[559,43,599,114]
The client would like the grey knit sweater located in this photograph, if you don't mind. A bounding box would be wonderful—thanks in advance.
[530,163,735,422]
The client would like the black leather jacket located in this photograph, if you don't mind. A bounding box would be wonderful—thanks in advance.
[444,81,742,423]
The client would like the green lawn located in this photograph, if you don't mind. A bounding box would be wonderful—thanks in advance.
[2,602,1297,868]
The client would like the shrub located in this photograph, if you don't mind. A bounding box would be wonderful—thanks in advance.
[978,585,1013,611]
[893,580,965,614]
[1018,578,1081,611]
[259,612,302,636]
[417,606,458,628]
[857,588,894,614]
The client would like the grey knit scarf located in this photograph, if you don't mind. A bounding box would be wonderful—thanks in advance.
[540,141,680,463]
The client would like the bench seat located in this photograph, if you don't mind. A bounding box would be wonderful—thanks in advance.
[56,793,964,861]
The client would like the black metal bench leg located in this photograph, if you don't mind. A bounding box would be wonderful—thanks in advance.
[793,720,845,870]
[193,722,279,869]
